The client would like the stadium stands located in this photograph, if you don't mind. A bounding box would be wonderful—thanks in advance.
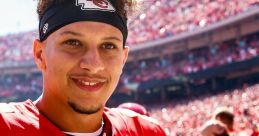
[0,73,42,102]
[0,0,259,135]
[1,32,258,101]
[127,0,259,44]
[120,32,259,87]
[149,84,259,135]
[0,0,258,67]
[0,31,36,68]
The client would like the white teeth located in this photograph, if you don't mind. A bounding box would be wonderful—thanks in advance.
[89,82,96,86]
[79,80,98,86]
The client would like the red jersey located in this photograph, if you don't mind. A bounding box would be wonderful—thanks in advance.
[0,100,166,136]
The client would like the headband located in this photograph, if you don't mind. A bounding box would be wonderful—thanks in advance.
[39,0,128,45]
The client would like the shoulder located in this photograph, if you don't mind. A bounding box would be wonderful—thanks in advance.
[0,99,38,116]
[114,108,160,125]
[0,100,39,130]
[0,102,15,113]
[0,102,14,131]
[0,100,68,136]
[104,107,166,136]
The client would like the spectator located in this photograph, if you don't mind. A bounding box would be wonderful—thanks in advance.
[201,107,234,136]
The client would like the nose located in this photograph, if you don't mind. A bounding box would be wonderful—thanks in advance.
[79,48,104,74]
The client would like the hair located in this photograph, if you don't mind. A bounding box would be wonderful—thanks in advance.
[36,0,137,23]
[215,112,234,130]
[212,107,234,130]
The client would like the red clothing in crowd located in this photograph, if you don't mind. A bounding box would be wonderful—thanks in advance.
[251,128,259,136]
[0,100,166,136]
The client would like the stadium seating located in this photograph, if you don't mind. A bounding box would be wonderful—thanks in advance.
[0,25,258,102]
[127,0,259,44]
[121,33,259,85]
[1,73,257,135]
[149,84,259,135]
[0,1,258,135]
[0,31,35,65]
[0,74,42,102]
[0,0,258,66]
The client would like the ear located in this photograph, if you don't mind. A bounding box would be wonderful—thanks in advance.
[33,39,46,71]
[122,46,129,65]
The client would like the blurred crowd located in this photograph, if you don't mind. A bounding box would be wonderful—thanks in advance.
[0,33,259,100]
[0,74,258,135]
[0,74,42,102]
[149,84,259,136]
[0,31,36,67]
[0,0,258,67]
[0,1,258,135]
[121,33,259,85]
[127,0,259,44]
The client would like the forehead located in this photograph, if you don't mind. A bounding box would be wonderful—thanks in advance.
[57,21,123,37]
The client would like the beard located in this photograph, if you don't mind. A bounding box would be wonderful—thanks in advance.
[68,100,102,115]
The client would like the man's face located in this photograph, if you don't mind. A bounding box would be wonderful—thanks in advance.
[34,21,128,114]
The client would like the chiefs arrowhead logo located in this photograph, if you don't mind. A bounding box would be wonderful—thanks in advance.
[76,0,115,12]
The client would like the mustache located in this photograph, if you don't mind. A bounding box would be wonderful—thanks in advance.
[68,72,107,79]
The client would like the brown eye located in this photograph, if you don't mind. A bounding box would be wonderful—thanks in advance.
[102,43,117,50]
[64,39,81,47]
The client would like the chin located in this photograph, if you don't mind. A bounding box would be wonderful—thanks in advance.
[68,100,103,115]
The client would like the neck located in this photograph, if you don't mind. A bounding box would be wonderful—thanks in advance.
[35,94,104,133]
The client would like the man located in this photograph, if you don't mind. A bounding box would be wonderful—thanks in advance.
[213,107,235,134]
[0,0,166,135]
[200,119,229,136]
[201,107,234,136]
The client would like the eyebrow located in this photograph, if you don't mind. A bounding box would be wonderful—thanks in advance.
[102,36,122,42]
[60,31,83,36]
[60,30,122,41]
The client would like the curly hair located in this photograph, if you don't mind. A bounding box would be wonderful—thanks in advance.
[36,0,136,23]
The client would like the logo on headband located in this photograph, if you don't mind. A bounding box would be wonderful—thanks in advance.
[43,23,48,34]
[76,0,115,12]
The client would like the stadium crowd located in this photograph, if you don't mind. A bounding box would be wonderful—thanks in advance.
[0,0,258,135]
[0,74,42,102]
[149,84,259,136]
[121,33,259,84]
[127,0,259,44]
[0,73,258,135]
[0,0,258,67]
[0,31,35,67]
[0,32,259,100]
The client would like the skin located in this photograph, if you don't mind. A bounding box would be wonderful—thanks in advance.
[33,21,129,132]
[201,120,227,136]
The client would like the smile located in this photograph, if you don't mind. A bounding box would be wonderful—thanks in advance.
[71,78,107,92]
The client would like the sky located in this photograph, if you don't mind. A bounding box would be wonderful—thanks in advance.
[0,0,38,36]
